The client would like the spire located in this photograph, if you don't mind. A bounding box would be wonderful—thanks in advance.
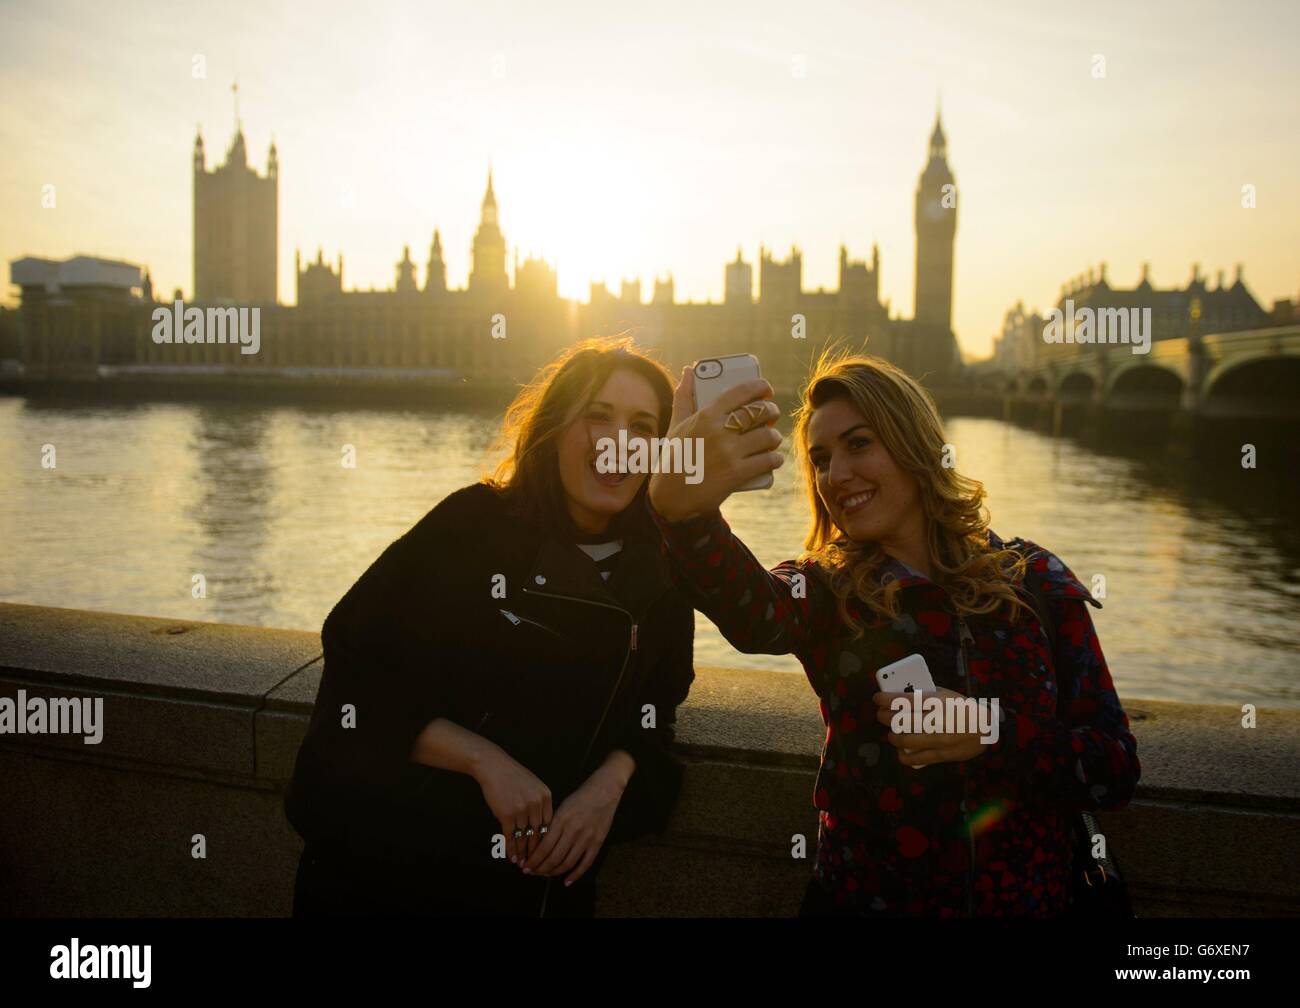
[193,124,205,171]
[225,81,247,166]
[470,163,507,292]
[929,103,946,158]
[396,244,417,293]
[478,164,500,231]
[425,228,446,294]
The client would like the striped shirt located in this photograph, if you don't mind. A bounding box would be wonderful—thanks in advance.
[575,539,623,582]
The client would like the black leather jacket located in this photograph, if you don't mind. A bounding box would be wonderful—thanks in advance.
[284,482,695,913]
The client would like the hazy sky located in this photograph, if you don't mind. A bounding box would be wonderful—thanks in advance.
[2,0,1296,358]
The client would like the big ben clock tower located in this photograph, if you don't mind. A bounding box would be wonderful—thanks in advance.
[913,110,956,333]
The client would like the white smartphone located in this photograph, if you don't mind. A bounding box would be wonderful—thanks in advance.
[875,654,937,767]
[875,653,937,695]
[691,353,773,492]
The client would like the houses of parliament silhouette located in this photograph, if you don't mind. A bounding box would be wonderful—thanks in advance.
[9,108,965,392]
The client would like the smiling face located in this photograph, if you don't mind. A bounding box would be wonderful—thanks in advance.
[806,396,924,549]
[556,367,662,534]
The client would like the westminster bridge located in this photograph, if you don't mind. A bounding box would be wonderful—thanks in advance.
[969,324,1300,452]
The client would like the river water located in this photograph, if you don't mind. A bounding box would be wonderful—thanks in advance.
[2,394,1297,708]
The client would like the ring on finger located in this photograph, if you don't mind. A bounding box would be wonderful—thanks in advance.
[723,401,769,433]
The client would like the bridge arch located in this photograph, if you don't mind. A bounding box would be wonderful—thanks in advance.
[1057,371,1096,402]
[1104,363,1183,410]
[1203,355,1300,419]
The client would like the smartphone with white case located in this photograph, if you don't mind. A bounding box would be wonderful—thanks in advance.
[875,653,937,695]
[875,653,937,767]
[691,353,773,492]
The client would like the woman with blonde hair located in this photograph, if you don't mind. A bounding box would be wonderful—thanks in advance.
[286,336,695,916]
[647,352,1139,916]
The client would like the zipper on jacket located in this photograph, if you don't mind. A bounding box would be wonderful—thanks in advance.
[500,608,564,639]
[957,615,976,919]
[520,585,638,918]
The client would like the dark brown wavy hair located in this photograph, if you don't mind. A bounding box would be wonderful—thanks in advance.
[485,334,675,539]
[794,350,1030,634]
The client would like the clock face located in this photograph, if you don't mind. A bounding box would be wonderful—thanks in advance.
[923,199,945,222]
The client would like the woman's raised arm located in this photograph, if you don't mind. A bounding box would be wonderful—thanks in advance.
[647,367,833,656]
[648,501,833,657]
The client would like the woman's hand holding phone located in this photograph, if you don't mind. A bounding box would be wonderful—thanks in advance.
[648,366,783,522]
[872,686,988,768]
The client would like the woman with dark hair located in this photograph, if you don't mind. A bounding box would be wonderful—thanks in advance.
[285,335,695,916]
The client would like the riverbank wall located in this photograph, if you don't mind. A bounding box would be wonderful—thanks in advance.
[1,602,1296,916]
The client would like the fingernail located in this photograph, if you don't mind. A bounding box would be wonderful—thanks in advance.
[511,856,517,864]
[564,880,573,887]
[522,868,531,875]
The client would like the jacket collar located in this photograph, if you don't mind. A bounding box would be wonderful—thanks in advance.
[879,553,930,588]
[856,530,1026,590]
[523,529,671,613]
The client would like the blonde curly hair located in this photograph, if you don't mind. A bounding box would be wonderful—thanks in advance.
[793,350,1029,634]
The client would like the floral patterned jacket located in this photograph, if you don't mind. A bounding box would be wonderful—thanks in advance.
[650,501,1141,916]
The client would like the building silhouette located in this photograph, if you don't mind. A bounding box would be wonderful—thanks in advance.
[914,110,956,332]
[192,108,277,305]
[992,261,1270,376]
[469,168,508,295]
[10,112,970,390]
[8,256,146,378]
